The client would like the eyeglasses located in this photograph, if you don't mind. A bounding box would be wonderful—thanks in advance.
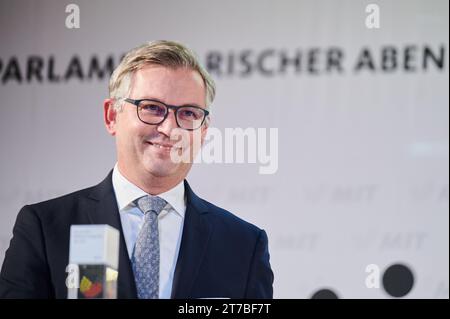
[121,98,209,131]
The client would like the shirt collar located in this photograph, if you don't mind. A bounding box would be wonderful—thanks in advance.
[112,164,186,217]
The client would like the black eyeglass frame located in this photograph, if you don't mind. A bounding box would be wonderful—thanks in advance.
[122,98,210,131]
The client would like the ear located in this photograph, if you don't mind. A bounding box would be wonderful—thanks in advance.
[104,98,118,136]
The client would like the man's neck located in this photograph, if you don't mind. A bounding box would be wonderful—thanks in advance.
[117,164,185,195]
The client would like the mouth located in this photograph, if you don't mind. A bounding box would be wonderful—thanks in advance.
[147,141,182,152]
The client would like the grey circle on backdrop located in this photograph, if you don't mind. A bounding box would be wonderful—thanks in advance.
[311,288,339,299]
[382,263,415,298]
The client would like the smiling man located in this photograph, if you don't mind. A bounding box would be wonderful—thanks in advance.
[0,41,274,299]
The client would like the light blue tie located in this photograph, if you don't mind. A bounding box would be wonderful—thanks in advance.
[132,195,167,299]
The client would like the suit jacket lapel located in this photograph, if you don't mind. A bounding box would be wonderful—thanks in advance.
[171,180,213,299]
[83,173,211,299]
[86,171,137,299]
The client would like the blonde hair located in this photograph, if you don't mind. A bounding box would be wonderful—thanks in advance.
[109,40,216,111]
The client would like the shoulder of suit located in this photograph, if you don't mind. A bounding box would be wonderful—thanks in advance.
[22,185,97,217]
[197,197,264,235]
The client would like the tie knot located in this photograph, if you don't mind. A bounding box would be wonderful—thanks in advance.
[135,195,167,216]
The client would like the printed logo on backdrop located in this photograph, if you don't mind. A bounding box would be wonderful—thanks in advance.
[0,55,118,84]
[299,183,449,206]
[0,45,446,84]
[352,231,429,252]
[274,233,320,252]
[205,45,446,77]
[409,183,449,204]
[301,184,380,204]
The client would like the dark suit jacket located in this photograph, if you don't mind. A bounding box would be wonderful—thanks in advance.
[0,172,273,299]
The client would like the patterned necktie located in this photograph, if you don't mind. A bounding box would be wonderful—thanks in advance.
[131,195,167,299]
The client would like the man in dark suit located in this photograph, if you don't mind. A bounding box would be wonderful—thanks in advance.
[0,40,273,299]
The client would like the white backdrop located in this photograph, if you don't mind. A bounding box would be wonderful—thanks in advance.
[0,0,448,298]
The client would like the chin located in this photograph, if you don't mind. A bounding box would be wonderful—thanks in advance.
[144,161,179,178]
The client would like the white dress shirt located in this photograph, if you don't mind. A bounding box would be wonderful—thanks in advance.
[112,164,186,299]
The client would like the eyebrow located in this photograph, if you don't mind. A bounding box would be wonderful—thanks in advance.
[137,97,204,108]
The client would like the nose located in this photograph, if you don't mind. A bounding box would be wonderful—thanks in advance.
[156,109,178,136]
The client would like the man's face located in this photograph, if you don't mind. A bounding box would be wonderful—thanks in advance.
[104,65,208,183]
